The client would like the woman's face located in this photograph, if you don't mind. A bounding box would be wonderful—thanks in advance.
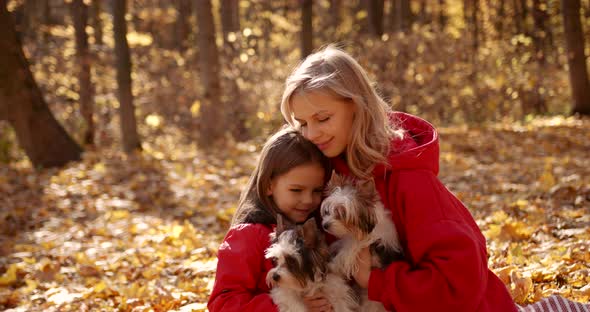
[268,162,325,223]
[290,91,355,158]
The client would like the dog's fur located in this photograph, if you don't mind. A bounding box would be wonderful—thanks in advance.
[321,173,404,312]
[265,216,359,312]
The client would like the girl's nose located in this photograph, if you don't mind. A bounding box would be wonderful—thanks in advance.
[301,192,314,205]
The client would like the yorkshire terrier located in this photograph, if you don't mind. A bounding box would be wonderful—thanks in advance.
[321,173,404,311]
[265,215,359,312]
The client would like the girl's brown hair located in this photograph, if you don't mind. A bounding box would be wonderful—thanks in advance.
[231,126,331,227]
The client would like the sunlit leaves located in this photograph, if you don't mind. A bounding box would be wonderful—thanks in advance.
[1,115,588,310]
[439,117,590,304]
[0,264,19,287]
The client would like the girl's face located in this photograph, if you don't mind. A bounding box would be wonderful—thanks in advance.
[290,91,355,158]
[268,162,325,223]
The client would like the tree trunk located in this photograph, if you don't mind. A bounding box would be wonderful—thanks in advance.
[195,0,225,146]
[464,0,479,54]
[367,0,384,37]
[473,0,480,51]
[18,0,36,40]
[495,0,505,40]
[175,0,191,50]
[512,0,526,34]
[219,0,248,141]
[220,0,240,37]
[330,0,341,36]
[532,0,548,65]
[90,0,103,45]
[261,1,272,58]
[301,0,313,59]
[219,0,240,54]
[561,0,590,115]
[439,0,447,29]
[72,0,94,145]
[112,0,141,153]
[418,0,428,24]
[0,0,82,168]
[393,0,413,32]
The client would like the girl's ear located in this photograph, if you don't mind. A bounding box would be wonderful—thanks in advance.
[266,181,274,196]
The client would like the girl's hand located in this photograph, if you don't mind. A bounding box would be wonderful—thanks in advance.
[353,246,371,289]
[303,293,334,312]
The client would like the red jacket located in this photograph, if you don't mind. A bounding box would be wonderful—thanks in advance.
[331,112,517,312]
[207,223,277,312]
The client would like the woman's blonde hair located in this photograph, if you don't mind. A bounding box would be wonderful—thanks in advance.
[280,45,403,179]
[231,126,331,227]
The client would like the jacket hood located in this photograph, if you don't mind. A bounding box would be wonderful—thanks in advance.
[332,112,439,177]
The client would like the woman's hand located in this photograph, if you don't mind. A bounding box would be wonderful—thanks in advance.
[303,293,334,312]
[353,246,372,289]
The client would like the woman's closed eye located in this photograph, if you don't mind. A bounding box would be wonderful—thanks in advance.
[318,116,330,122]
[289,188,302,193]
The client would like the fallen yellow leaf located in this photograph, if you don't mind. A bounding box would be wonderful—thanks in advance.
[0,264,19,286]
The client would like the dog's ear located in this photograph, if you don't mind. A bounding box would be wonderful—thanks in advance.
[298,218,319,248]
[334,205,346,220]
[276,214,294,236]
[327,172,345,190]
[354,179,378,235]
[356,178,376,195]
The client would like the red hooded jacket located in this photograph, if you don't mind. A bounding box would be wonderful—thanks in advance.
[331,112,518,312]
[207,223,277,312]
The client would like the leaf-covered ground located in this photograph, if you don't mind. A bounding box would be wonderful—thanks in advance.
[1,116,588,311]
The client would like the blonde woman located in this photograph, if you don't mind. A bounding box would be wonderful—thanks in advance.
[280,45,518,312]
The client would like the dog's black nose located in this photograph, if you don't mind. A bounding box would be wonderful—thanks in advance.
[272,273,280,282]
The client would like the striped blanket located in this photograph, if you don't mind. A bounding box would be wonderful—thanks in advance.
[518,296,590,312]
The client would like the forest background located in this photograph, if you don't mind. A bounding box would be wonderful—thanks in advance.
[0,0,589,311]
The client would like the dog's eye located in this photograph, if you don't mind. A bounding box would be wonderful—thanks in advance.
[334,205,345,218]
[270,257,278,266]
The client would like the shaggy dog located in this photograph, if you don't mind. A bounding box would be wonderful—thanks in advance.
[321,174,404,311]
[265,216,358,312]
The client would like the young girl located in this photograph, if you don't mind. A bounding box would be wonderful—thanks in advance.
[207,126,334,312]
[280,46,519,312]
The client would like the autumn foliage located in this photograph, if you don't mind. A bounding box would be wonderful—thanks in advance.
[1,0,590,311]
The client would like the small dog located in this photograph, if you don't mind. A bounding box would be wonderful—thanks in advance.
[321,173,404,311]
[265,216,359,312]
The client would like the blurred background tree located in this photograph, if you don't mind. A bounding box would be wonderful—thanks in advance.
[71,0,94,146]
[113,0,141,154]
[0,0,81,168]
[0,0,589,166]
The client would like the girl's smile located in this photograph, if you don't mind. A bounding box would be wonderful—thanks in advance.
[268,162,325,223]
